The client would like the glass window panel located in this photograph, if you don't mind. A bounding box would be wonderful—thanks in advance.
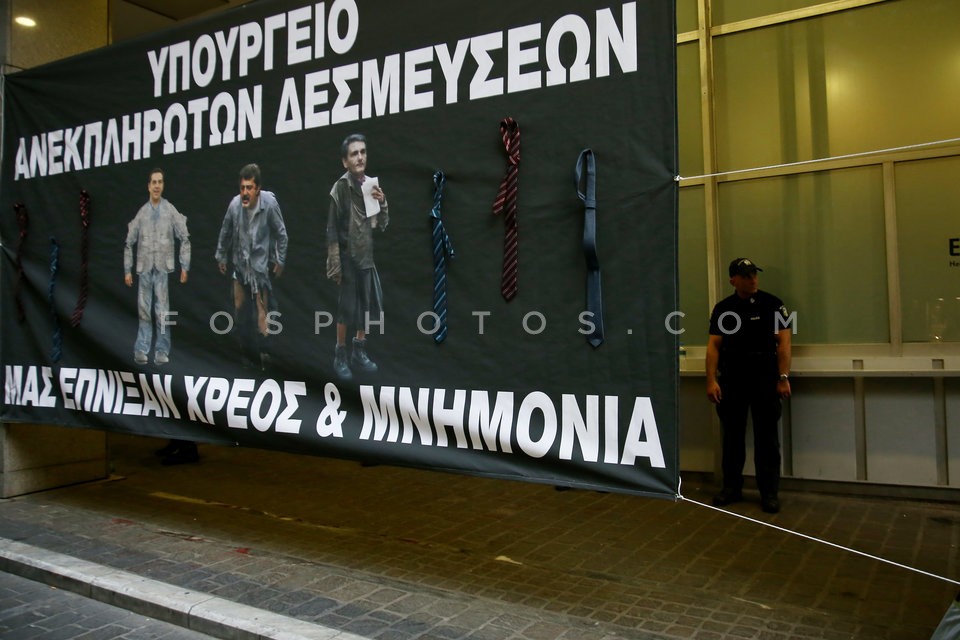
[717,167,888,344]
[679,186,708,344]
[896,156,960,343]
[714,0,830,25]
[676,0,698,34]
[714,0,960,173]
[677,43,704,177]
[714,25,798,172]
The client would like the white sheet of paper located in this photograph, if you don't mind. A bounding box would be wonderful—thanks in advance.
[361,176,381,217]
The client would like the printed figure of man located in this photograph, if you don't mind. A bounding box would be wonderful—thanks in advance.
[326,133,389,381]
[215,163,288,370]
[124,168,190,366]
[706,258,792,514]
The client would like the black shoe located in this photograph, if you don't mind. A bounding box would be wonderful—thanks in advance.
[351,338,378,373]
[162,444,198,465]
[154,440,179,457]
[334,344,352,380]
[712,488,743,507]
[761,496,780,514]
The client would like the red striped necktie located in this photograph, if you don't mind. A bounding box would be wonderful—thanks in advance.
[492,117,520,301]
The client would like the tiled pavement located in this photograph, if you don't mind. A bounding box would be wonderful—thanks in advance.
[1,433,959,639]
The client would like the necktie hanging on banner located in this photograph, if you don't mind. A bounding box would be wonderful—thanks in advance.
[71,189,91,327]
[12,202,29,324]
[49,237,62,362]
[430,169,454,343]
[492,117,520,301]
[575,148,604,348]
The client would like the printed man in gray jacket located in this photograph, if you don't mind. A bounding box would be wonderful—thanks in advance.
[215,163,288,371]
[124,168,190,365]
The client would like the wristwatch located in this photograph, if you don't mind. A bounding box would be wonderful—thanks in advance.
[779,373,790,381]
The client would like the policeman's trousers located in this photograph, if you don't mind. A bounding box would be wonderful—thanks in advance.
[715,377,782,498]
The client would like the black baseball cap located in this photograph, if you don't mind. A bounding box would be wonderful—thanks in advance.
[729,257,763,277]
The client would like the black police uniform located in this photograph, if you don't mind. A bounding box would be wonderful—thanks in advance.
[708,288,788,500]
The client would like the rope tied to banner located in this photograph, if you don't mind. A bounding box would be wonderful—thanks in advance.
[49,237,63,362]
[13,202,30,324]
[71,189,91,327]
[679,483,960,588]
[675,136,960,183]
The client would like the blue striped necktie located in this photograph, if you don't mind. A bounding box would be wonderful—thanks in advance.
[576,149,603,348]
[430,170,454,343]
[49,237,63,362]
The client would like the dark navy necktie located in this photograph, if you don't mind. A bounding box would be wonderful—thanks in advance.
[575,149,603,348]
[492,117,520,301]
[430,170,454,343]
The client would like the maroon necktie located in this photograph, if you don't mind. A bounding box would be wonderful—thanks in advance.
[492,117,520,301]
[70,190,91,327]
[12,202,29,324]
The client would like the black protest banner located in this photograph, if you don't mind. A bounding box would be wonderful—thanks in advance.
[0,0,678,498]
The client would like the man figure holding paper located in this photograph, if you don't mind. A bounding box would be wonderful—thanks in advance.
[326,133,389,380]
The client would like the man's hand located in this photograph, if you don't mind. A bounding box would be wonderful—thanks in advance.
[777,379,791,399]
[706,380,722,404]
[272,263,283,278]
[180,269,188,284]
[124,273,133,287]
[218,262,227,275]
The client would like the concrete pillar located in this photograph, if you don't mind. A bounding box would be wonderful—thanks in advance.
[0,1,111,498]
[0,423,108,498]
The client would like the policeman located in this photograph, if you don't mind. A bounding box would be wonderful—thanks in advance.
[706,258,792,514]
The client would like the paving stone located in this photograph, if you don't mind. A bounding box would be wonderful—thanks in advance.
[1,434,958,640]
